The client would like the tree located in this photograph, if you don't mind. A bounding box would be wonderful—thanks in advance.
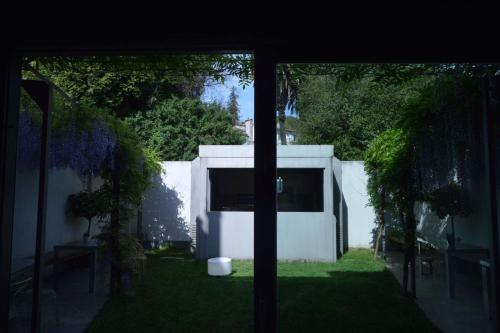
[275,63,500,142]
[276,64,299,144]
[125,98,245,161]
[365,129,417,298]
[66,187,110,242]
[364,72,486,298]
[296,75,426,160]
[425,182,471,248]
[22,55,254,118]
[227,86,239,125]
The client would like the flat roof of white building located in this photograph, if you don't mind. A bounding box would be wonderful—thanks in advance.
[198,145,334,158]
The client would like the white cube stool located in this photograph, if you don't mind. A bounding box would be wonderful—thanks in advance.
[208,257,232,276]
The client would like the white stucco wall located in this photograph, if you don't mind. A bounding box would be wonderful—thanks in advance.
[11,168,87,272]
[341,161,376,248]
[141,161,192,244]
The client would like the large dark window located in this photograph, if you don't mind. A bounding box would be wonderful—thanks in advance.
[277,169,323,212]
[209,168,323,212]
[210,168,255,211]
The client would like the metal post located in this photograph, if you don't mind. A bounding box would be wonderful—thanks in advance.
[0,51,21,333]
[482,76,500,333]
[254,48,277,333]
[22,80,52,333]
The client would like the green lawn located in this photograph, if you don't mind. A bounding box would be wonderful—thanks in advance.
[86,248,439,333]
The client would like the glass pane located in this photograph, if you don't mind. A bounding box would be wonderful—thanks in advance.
[209,168,254,211]
[276,63,497,332]
[277,169,323,212]
[9,88,42,332]
[17,54,255,333]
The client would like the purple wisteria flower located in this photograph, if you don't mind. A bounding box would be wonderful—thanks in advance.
[17,111,117,180]
[17,111,42,169]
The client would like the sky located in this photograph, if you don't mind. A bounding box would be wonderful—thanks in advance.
[201,75,295,121]
[201,75,255,120]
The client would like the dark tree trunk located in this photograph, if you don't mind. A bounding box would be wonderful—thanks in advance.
[374,187,386,259]
[277,108,286,145]
[276,64,295,146]
[403,248,410,294]
[109,150,122,295]
[401,211,409,293]
[402,202,417,298]
[408,204,417,298]
[137,203,143,241]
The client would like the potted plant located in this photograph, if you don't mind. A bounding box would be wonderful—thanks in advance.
[66,187,109,243]
[426,181,471,249]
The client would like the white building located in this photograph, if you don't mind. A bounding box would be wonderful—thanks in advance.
[234,118,297,145]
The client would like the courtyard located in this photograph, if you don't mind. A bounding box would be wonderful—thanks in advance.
[86,248,439,333]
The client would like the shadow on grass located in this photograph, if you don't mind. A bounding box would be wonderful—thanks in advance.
[86,250,440,333]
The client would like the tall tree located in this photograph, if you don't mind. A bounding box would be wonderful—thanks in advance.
[296,75,426,160]
[276,64,298,144]
[227,86,239,126]
[22,55,254,118]
[125,98,245,161]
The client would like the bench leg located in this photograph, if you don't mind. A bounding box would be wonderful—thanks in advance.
[481,265,491,318]
[53,249,59,291]
[89,251,96,294]
[446,252,455,298]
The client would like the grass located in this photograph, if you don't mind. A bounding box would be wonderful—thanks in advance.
[86,248,440,333]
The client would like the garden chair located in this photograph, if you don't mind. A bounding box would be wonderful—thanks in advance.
[9,276,59,328]
[417,238,437,276]
[127,239,148,282]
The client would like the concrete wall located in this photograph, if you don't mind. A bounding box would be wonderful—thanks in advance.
[341,161,376,248]
[11,167,87,272]
[332,157,345,254]
[141,161,192,245]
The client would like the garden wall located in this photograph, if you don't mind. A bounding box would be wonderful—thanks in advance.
[141,161,192,246]
[11,167,88,272]
[341,161,377,248]
[144,157,378,254]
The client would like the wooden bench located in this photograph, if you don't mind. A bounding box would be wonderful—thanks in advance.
[53,240,98,294]
[445,244,489,299]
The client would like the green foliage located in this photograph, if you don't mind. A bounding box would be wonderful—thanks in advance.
[66,187,110,222]
[94,222,144,275]
[23,55,254,118]
[284,116,300,132]
[364,73,483,211]
[227,86,239,125]
[297,75,425,160]
[364,129,413,214]
[425,182,471,220]
[319,63,500,86]
[364,73,483,268]
[97,117,160,293]
[102,115,160,205]
[125,98,245,161]
[54,102,160,207]
[59,104,160,292]
[66,187,111,237]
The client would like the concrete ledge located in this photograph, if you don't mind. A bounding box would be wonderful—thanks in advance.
[199,145,334,158]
